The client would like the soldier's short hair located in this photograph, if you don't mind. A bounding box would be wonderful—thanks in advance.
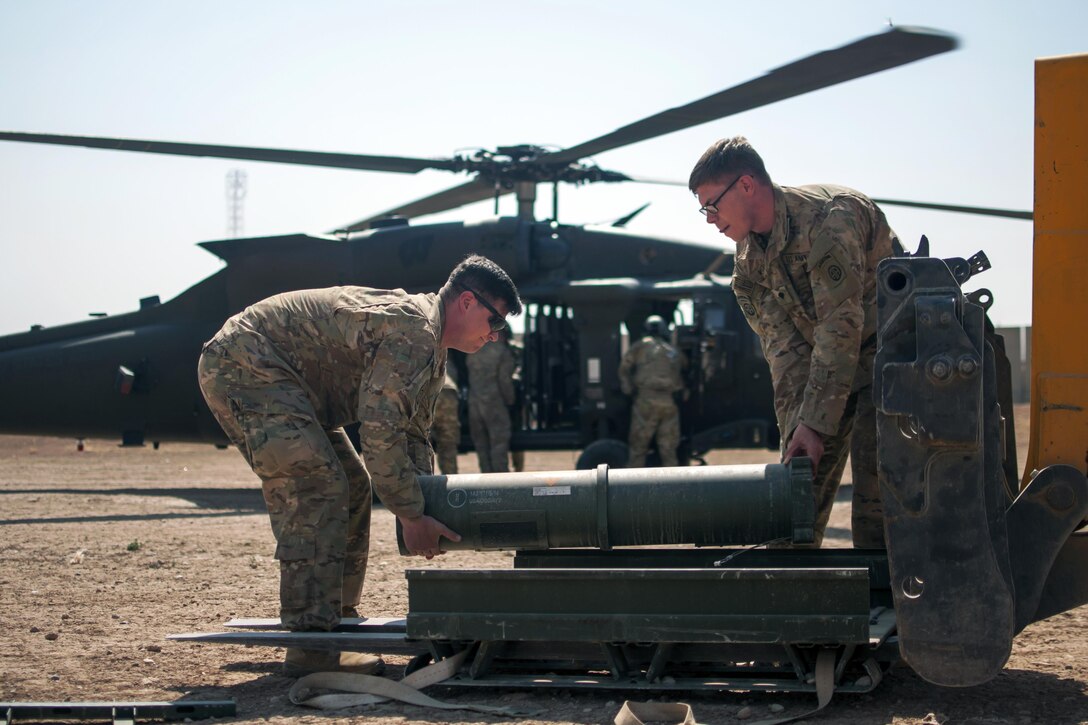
[688,136,772,192]
[442,254,523,316]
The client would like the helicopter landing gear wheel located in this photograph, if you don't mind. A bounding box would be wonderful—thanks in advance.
[646,445,693,468]
[576,438,629,470]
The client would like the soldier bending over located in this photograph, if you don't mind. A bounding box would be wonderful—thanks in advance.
[197,254,521,675]
[690,136,901,548]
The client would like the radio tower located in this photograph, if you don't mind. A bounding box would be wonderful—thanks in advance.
[225,169,247,238]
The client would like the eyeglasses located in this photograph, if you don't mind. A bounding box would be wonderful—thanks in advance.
[698,175,744,217]
[458,284,507,332]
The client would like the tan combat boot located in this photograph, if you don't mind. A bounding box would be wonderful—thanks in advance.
[283,648,384,678]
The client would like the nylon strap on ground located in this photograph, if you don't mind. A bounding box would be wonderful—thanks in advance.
[614,701,697,725]
[287,649,540,717]
[613,647,840,725]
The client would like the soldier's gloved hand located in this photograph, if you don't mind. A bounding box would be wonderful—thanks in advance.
[399,515,462,560]
[783,423,824,470]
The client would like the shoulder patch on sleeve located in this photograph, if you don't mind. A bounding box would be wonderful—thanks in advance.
[817,250,847,290]
[732,282,758,319]
[813,245,860,308]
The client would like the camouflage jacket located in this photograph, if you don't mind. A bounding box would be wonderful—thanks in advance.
[732,184,900,438]
[208,286,447,518]
[466,340,516,406]
[619,336,686,398]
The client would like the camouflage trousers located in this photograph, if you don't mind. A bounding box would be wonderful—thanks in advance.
[468,396,511,473]
[430,389,460,474]
[628,392,680,467]
[791,386,884,549]
[197,345,372,631]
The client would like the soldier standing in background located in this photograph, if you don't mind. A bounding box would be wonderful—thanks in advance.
[197,254,521,676]
[430,369,461,474]
[619,315,687,467]
[466,329,517,473]
[689,136,901,548]
[507,331,526,472]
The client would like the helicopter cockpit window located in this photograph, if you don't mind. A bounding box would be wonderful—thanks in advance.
[702,304,727,333]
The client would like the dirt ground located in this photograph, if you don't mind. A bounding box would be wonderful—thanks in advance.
[1,404,1086,725]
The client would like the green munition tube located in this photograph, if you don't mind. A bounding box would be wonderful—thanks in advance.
[397,459,814,553]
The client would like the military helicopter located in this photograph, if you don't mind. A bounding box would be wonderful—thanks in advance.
[0,26,1023,467]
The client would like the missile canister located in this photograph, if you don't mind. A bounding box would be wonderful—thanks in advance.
[397,459,814,553]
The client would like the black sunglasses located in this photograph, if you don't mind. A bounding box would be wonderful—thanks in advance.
[458,284,507,332]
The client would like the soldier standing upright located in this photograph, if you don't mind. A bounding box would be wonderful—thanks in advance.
[197,254,521,676]
[506,331,526,472]
[466,331,517,472]
[430,369,461,474]
[619,315,687,467]
[689,136,901,548]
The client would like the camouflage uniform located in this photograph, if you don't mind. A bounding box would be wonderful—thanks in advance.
[430,371,460,474]
[731,184,901,548]
[196,286,446,631]
[619,335,687,467]
[466,339,516,473]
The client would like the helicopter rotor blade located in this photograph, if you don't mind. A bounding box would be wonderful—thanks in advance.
[621,175,1033,221]
[540,26,957,166]
[0,131,458,174]
[330,178,504,234]
[871,198,1033,220]
[1,27,968,229]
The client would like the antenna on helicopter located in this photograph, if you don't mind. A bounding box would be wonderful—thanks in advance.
[225,169,247,238]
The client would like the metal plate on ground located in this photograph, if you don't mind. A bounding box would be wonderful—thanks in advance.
[0,701,235,724]
[166,630,424,655]
[223,616,406,631]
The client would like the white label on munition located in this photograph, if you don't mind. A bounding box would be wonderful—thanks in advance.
[532,485,572,496]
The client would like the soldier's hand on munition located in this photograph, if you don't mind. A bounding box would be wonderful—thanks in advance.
[399,515,462,560]
[783,423,824,470]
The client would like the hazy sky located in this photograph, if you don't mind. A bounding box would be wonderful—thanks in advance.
[2,0,1084,335]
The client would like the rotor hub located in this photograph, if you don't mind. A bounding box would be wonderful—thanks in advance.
[449,145,627,188]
